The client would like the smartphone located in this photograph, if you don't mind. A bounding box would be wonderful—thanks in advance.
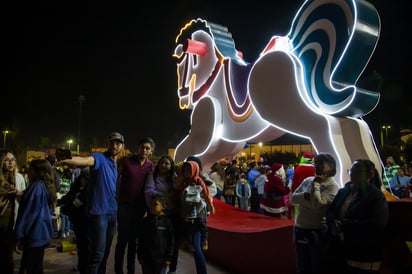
[55,148,72,161]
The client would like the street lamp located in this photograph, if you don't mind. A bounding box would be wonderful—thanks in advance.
[380,125,391,147]
[67,139,73,151]
[2,130,9,148]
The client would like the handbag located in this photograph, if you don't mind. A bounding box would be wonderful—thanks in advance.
[0,199,10,216]
[0,199,13,231]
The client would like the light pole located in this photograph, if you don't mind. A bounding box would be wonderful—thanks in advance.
[380,125,391,147]
[249,143,252,160]
[2,130,9,148]
[67,139,73,150]
[77,95,85,154]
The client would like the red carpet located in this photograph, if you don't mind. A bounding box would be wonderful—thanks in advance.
[205,199,296,274]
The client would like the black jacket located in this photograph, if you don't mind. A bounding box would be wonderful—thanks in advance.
[137,214,174,264]
[326,182,389,262]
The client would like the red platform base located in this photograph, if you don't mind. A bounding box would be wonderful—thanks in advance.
[381,198,412,274]
[205,199,296,274]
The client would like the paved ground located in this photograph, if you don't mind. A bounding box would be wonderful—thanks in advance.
[13,231,230,274]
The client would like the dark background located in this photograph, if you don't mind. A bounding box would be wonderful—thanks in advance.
[3,0,409,154]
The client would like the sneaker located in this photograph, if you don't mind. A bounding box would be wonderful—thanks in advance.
[202,240,208,251]
[61,233,67,239]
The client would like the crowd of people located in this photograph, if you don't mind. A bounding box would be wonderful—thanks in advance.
[1,132,411,274]
[0,133,218,274]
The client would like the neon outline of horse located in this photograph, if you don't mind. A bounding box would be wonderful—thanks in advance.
[172,0,383,187]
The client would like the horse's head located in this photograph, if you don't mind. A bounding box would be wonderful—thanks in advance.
[173,20,220,110]
[173,19,247,110]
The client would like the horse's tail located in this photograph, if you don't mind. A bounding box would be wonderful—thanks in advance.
[288,0,380,117]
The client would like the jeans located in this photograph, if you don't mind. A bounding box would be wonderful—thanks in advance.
[224,195,235,206]
[238,197,249,211]
[176,220,207,274]
[87,213,117,274]
[169,218,207,274]
[60,213,71,234]
[214,188,223,200]
[190,222,207,274]
[114,204,144,274]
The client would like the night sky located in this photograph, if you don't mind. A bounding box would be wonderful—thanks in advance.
[3,0,409,154]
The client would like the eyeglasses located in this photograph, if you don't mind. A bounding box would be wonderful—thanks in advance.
[3,157,16,163]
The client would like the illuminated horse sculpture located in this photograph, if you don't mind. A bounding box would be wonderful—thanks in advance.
[173,0,382,186]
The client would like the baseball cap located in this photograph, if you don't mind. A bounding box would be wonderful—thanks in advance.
[107,132,124,143]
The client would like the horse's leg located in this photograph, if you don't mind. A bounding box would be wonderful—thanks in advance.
[334,116,383,184]
[174,96,250,170]
[174,97,217,163]
[176,96,249,170]
[199,140,246,171]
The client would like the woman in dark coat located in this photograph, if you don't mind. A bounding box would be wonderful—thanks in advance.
[326,159,389,274]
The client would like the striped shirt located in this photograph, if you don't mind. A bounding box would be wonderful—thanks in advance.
[383,164,400,189]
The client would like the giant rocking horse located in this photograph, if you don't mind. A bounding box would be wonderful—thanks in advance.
[172,0,386,188]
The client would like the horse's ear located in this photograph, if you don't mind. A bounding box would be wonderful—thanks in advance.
[183,39,208,56]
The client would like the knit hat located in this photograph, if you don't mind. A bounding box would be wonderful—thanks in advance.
[270,163,282,173]
[302,152,314,160]
[300,151,315,164]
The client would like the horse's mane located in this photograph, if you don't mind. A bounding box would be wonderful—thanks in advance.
[176,18,246,66]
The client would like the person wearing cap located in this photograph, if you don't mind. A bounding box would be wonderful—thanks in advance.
[60,132,125,274]
[290,153,339,274]
[260,163,290,218]
[114,137,155,274]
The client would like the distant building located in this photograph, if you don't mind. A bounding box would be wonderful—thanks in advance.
[168,133,314,163]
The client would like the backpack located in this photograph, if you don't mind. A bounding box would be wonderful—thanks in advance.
[181,184,207,221]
